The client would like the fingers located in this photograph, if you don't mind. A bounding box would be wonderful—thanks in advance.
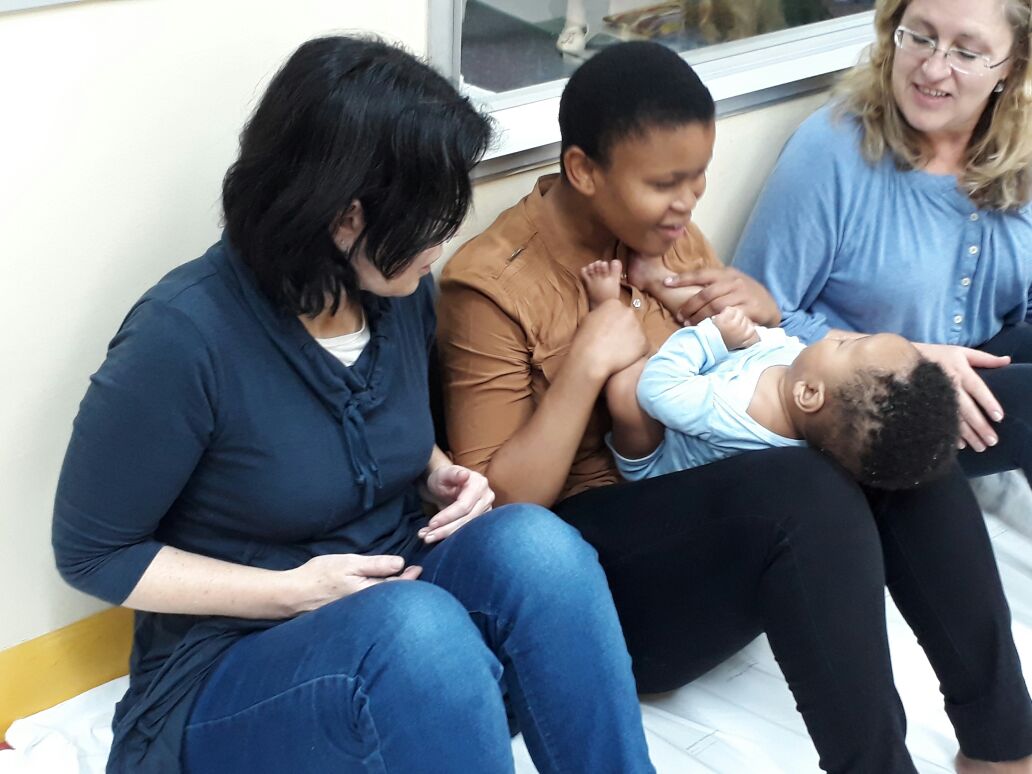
[430,465,470,497]
[954,387,999,452]
[354,554,407,578]
[964,350,1011,369]
[664,267,720,289]
[958,367,1004,423]
[423,496,494,543]
[384,565,422,582]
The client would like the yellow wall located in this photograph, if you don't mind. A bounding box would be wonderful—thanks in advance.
[0,0,828,656]
[0,0,427,652]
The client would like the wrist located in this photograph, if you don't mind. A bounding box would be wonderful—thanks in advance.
[270,568,304,619]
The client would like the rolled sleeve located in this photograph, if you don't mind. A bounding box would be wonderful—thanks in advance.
[52,300,217,604]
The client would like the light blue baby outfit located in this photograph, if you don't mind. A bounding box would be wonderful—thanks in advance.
[608,318,807,481]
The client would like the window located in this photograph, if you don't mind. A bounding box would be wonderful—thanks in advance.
[0,0,85,12]
[429,1,877,174]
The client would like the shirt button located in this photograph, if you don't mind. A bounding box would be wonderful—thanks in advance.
[961,277,971,287]
[968,245,979,255]
[632,298,642,309]
[954,314,964,324]
[970,213,980,222]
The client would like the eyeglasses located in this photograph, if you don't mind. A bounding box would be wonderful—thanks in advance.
[893,25,1011,77]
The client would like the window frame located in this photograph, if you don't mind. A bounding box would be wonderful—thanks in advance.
[0,0,84,12]
[428,1,875,180]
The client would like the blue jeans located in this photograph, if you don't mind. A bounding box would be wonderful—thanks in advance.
[181,504,654,773]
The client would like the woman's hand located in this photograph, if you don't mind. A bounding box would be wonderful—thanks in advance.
[419,464,495,544]
[663,266,781,327]
[914,342,1011,451]
[283,554,422,615]
[571,298,650,382]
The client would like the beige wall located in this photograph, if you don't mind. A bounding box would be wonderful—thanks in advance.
[0,0,827,653]
[0,0,427,650]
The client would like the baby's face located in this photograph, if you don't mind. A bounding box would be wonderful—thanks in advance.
[792,333,919,389]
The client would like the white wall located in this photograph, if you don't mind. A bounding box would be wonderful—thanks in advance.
[0,0,428,651]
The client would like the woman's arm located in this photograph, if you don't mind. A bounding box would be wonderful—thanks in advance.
[438,285,647,508]
[53,300,418,620]
[122,546,418,619]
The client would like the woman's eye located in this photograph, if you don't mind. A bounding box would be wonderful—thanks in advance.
[652,181,677,190]
[952,48,981,62]
[909,32,935,47]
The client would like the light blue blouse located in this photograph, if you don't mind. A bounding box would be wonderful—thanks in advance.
[732,106,1032,347]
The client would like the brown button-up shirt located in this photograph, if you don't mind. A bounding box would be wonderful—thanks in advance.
[437,174,720,501]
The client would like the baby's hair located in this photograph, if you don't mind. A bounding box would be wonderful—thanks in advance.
[820,360,959,490]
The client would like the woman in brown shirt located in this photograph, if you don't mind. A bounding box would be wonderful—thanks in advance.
[439,42,1032,774]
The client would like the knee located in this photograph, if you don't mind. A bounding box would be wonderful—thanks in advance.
[747,448,880,550]
[471,504,611,602]
[357,583,502,693]
[483,503,599,570]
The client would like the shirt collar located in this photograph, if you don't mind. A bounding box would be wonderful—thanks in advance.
[523,173,624,274]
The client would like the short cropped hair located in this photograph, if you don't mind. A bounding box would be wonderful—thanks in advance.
[558,41,715,174]
[819,360,959,490]
[223,36,491,316]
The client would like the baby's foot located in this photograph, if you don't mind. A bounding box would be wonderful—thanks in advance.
[581,259,622,309]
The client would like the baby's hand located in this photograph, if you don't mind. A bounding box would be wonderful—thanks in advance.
[712,307,759,350]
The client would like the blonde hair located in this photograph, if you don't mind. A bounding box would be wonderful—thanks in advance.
[836,0,1032,210]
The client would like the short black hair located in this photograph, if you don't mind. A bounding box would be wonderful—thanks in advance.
[558,41,714,174]
[223,36,491,316]
[819,360,959,490]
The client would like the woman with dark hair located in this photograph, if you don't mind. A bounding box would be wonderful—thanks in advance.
[52,36,653,774]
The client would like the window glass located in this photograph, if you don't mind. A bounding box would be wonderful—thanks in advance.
[461,0,876,95]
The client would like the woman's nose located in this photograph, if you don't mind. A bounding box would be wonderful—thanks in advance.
[920,50,953,80]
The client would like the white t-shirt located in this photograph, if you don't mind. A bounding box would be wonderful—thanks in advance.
[316,316,370,367]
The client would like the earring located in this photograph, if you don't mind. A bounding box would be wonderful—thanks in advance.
[993,81,1005,93]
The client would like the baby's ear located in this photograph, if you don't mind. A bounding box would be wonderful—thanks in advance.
[792,379,826,414]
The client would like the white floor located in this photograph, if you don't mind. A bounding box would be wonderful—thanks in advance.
[4,471,1030,774]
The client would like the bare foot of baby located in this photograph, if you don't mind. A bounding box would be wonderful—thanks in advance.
[581,259,622,310]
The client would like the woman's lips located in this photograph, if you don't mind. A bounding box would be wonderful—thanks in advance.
[912,82,952,105]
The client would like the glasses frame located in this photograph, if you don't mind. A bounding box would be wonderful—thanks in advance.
[893,25,1012,77]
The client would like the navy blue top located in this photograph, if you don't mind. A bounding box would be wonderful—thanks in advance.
[52,239,437,773]
[733,107,1032,346]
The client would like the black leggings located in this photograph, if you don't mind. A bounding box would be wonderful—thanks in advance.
[555,448,1032,772]
[961,322,1032,480]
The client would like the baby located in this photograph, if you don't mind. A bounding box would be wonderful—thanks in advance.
[582,257,960,490]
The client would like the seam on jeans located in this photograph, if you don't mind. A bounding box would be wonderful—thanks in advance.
[185,673,389,773]
[489,632,565,774]
[462,606,564,773]
[186,672,357,730]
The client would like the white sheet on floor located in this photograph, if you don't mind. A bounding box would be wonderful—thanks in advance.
[4,472,1029,774]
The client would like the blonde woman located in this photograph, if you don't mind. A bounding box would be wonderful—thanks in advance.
[730,1,1032,768]
[734,0,1031,493]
